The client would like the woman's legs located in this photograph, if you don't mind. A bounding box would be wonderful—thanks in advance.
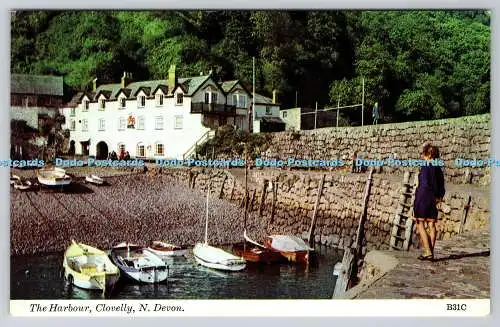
[416,220,433,258]
[428,221,437,251]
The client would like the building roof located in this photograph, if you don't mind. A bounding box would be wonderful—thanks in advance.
[220,80,239,93]
[11,74,64,96]
[254,93,279,105]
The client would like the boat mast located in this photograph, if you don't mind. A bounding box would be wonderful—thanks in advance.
[205,187,209,245]
[244,143,248,253]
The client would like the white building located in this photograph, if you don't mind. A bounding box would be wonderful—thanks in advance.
[252,91,285,133]
[62,66,262,160]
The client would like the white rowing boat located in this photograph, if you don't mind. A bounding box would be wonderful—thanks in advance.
[10,174,20,185]
[148,241,189,258]
[85,175,104,185]
[13,180,33,191]
[37,167,72,186]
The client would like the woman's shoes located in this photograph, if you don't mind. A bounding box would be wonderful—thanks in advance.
[418,254,434,261]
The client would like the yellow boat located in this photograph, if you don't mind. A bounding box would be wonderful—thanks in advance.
[62,240,120,292]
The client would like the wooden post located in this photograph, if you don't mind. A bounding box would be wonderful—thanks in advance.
[270,179,278,224]
[333,168,374,298]
[459,194,472,234]
[258,180,268,216]
[354,167,374,253]
[307,174,325,247]
[229,178,236,201]
[218,175,227,199]
[249,189,256,212]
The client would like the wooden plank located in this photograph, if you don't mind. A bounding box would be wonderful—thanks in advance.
[307,174,326,247]
[270,179,277,224]
[229,178,236,201]
[332,247,356,298]
[258,180,268,216]
[459,194,472,234]
[354,168,374,253]
[218,175,227,199]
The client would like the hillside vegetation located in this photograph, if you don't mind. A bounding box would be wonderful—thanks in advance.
[11,10,490,123]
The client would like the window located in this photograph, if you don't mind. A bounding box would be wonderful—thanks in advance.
[156,94,164,106]
[266,106,272,115]
[70,120,76,131]
[100,99,106,110]
[282,111,288,118]
[176,93,183,105]
[118,117,126,130]
[82,119,88,132]
[138,96,146,108]
[137,143,145,157]
[98,118,106,131]
[155,116,164,130]
[70,107,76,117]
[155,143,164,156]
[137,116,145,130]
[120,97,126,109]
[232,94,247,108]
[174,115,183,129]
[205,91,217,104]
[83,100,89,111]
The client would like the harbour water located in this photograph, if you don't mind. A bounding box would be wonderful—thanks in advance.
[11,245,342,300]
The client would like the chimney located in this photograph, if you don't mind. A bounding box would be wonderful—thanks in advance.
[168,65,177,94]
[92,78,98,92]
[121,71,132,88]
[272,90,278,104]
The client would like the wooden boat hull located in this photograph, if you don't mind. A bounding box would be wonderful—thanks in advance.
[13,181,32,191]
[148,241,189,258]
[232,243,284,264]
[263,238,313,264]
[110,244,169,284]
[193,243,246,271]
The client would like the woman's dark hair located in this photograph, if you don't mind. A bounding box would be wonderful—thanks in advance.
[422,142,440,159]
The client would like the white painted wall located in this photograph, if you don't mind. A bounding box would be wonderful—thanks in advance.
[62,89,210,160]
[280,107,301,131]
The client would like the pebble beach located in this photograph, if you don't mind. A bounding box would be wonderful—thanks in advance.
[10,168,268,256]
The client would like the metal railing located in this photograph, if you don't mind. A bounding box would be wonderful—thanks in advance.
[182,129,216,160]
[191,103,236,115]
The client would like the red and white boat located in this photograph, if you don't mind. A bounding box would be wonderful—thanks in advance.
[148,241,189,258]
[263,235,314,264]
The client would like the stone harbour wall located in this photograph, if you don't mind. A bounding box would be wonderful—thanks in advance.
[259,114,491,185]
[148,167,490,254]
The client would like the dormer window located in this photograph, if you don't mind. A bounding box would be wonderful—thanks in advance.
[120,97,126,109]
[156,94,164,106]
[232,94,247,108]
[176,93,183,105]
[100,99,106,110]
[83,100,89,111]
[138,95,146,108]
[70,107,76,117]
[204,91,217,104]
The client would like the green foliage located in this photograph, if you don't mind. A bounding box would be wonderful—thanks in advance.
[197,125,269,159]
[11,10,490,122]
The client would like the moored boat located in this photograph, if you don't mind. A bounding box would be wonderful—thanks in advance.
[85,175,104,185]
[37,167,72,186]
[148,241,188,258]
[10,174,20,185]
[110,242,169,283]
[13,179,33,191]
[192,188,246,271]
[62,240,120,292]
[263,235,314,264]
[231,242,284,264]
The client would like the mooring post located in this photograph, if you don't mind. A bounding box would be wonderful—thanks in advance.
[308,174,326,247]
[258,180,268,216]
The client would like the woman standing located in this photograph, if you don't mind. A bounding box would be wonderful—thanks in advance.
[413,143,445,261]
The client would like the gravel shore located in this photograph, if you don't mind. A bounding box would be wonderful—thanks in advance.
[10,170,268,256]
